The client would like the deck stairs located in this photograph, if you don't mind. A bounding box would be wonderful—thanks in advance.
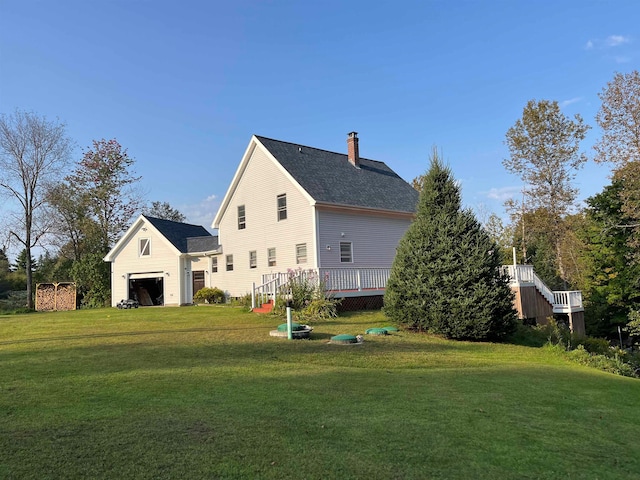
[501,264,583,314]
[252,299,274,314]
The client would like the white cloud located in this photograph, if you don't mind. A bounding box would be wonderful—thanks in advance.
[587,35,632,50]
[483,186,521,201]
[180,194,221,231]
[560,97,582,108]
[605,35,630,47]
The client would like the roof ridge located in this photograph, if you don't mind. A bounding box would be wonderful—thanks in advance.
[144,215,209,230]
[254,135,386,165]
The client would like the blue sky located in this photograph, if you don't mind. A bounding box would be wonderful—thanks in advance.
[1,0,638,239]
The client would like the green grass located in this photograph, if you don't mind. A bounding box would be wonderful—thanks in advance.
[1,307,639,479]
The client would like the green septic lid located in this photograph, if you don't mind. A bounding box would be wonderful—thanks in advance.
[331,334,358,344]
[365,328,388,335]
[277,322,305,332]
[382,326,399,332]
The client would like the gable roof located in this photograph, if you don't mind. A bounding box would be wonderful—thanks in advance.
[104,215,218,262]
[255,136,419,213]
[144,216,216,253]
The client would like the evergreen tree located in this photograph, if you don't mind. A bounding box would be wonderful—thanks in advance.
[385,153,516,340]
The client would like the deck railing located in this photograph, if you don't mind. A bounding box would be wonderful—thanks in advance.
[502,264,583,313]
[252,268,390,308]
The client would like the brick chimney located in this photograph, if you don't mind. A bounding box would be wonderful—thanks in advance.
[347,131,359,168]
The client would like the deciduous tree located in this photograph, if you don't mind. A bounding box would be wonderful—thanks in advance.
[503,99,590,286]
[144,201,186,222]
[385,150,516,340]
[0,111,73,308]
[67,139,142,252]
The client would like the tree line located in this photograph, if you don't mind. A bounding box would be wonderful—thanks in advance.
[488,70,639,340]
[0,113,185,308]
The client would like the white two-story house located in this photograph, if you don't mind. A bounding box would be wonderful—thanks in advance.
[210,132,419,306]
[105,132,419,307]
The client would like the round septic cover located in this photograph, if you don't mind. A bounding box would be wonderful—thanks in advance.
[331,334,358,344]
[365,328,388,335]
[277,322,305,332]
[382,326,399,332]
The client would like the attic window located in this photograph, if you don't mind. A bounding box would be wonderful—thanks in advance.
[238,205,246,230]
[277,194,287,221]
[139,238,150,257]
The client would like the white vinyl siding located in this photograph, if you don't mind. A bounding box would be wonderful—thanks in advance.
[316,209,412,269]
[214,145,315,296]
[108,221,183,306]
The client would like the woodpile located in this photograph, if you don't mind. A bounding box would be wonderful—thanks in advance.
[36,282,77,311]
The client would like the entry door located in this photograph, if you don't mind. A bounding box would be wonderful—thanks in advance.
[192,271,205,296]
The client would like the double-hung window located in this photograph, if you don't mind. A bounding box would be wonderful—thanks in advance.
[212,257,218,273]
[238,205,246,230]
[340,242,353,263]
[268,247,276,267]
[249,250,257,269]
[226,254,234,271]
[295,243,307,264]
[277,194,287,221]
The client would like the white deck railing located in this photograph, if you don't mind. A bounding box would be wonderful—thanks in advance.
[252,268,390,309]
[502,265,583,313]
[253,265,584,313]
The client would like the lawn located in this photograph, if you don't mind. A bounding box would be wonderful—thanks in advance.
[1,306,639,479]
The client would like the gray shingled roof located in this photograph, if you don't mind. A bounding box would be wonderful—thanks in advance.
[256,136,419,213]
[187,236,219,253]
[144,216,217,253]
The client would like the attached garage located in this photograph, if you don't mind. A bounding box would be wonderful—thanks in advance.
[104,215,220,307]
[129,273,164,306]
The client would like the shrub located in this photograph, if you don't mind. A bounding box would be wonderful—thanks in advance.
[568,345,636,378]
[193,287,226,304]
[229,293,252,309]
[272,268,339,322]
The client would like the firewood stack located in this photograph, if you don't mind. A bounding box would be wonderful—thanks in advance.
[35,282,77,311]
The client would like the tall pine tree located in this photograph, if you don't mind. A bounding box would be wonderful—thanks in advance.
[385,152,516,340]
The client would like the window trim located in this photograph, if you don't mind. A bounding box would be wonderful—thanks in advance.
[237,205,246,230]
[295,243,307,264]
[249,250,257,269]
[226,254,234,271]
[277,194,287,221]
[139,238,150,257]
[340,241,353,263]
[267,247,276,267]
